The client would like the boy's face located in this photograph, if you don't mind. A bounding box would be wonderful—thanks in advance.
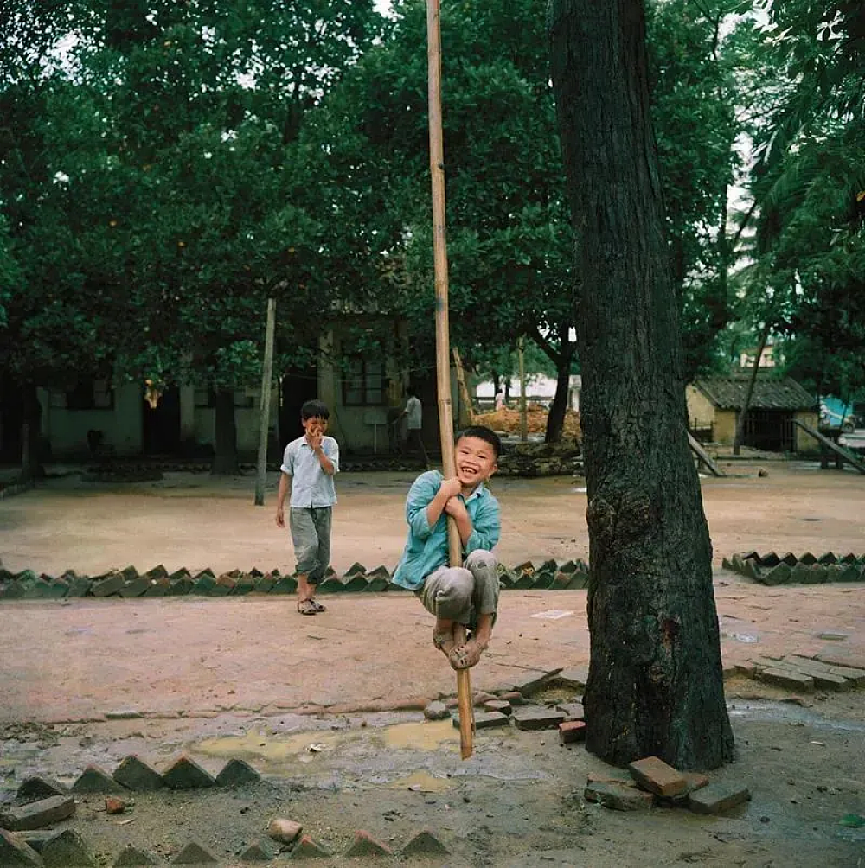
[302,416,328,437]
[455,435,497,488]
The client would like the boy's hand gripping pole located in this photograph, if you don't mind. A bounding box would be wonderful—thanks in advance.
[426,0,473,760]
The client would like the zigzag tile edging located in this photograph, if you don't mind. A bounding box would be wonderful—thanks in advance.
[0,559,590,601]
[722,551,865,585]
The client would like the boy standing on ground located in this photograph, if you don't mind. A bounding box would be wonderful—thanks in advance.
[401,386,428,467]
[393,426,501,669]
[276,399,339,616]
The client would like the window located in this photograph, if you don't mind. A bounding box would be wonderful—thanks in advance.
[343,357,385,406]
[66,379,113,410]
[194,388,253,408]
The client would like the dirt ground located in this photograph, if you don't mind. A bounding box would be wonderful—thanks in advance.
[1,461,864,866]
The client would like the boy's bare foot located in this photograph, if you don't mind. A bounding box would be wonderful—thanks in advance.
[432,626,457,659]
[449,639,482,669]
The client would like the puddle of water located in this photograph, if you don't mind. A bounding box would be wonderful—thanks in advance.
[387,770,451,792]
[382,720,459,751]
[196,729,354,763]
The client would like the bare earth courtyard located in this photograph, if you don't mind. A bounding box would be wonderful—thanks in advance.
[0,462,863,866]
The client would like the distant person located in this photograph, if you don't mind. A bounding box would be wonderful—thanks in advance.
[495,390,505,411]
[393,425,502,670]
[275,399,339,616]
[401,386,428,467]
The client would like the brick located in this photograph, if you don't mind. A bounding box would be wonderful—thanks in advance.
[42,829,94,867]
[452,711,509,730]
[559,720,587,744]
[290,834,332,859]
[0,830,42,866]
[629,756,688,797]
[1,795,76,831]
[472,691,497,707]
[584,781,654,811]
[423,701,450,721]
[215,758,261,788]
[586,769,636,788]
[688,782,751,815]
[112,756,164,791]
[171,842,217,864]
[484,699,511,715]
[499,691,526,705]
[758,668,814,691]
[511,706,567,731]
[344,830,393,857]
[556,702,585,720]
[16,776,66,803]
[161,755,215,789]
[72,765,124,794]
[113,845,157,866]
[105,797,126,815]
[401,830,449,857]
[267,818,302,845]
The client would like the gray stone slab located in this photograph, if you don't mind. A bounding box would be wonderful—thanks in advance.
[0,795,75,831]
[511,706,567,731]
[584,781,653,811]
[688,782,751,815]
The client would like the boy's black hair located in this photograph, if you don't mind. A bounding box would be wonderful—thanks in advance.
[456,425,501,459]
[301,399,330,421]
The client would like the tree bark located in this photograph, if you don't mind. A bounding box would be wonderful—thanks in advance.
[549,0,733,769]
[545,337,576,444]
[20,383,44,482]
[212,388,238,475]
[732,324,769,456]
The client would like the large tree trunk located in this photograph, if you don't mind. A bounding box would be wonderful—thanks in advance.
[549,0,733,769]
[212,388,238,475]
[20,383,44,482]
[545,338,576,444]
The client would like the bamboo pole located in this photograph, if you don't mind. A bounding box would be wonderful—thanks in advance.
[254,297,276,506]
[452,347,474,427]
[426,0,473,760]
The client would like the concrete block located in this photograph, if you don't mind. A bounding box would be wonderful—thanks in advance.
[559,721,587,744]
[290,834,332,859]
[112,756,163,791]
[215,759,260,788]
[344,830,393,857]
[42,829,94,866]
[72,766,124,794]
[401,830,449,857]
[171,842,217,863]
[16,777,66,803]
[161,756,215,789]
[113,845,157,866]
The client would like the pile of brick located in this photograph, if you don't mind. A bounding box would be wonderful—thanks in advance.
[585,756,750,816]
[723,551,865,584]
[0,559,591,601]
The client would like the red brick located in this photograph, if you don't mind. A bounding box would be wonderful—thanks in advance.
[105,797,126,815]
[558,720,587,744]
[629,756,688,797]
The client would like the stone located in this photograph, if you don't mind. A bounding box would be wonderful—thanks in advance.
[240,841,274,862]
[171,842,217,864]
[499,691,525,705]
[1,795,76,831]
[452,711,509,730]
[758,668,814,691]
[688,783,751,815]
[72,765,124,794]
[508,669,563,696]
[267,818,302,845]
[401,830,449,857]
[423,701,450,721]
[16,777,66,803]
[511,706,567,731]
[162,756,215,789]
[558,721,587,744]
[142,578,169,597]
[112,756,164,791]
[817,632,849,641]
[0,830,42,866]
[105,709,143,720]
[42,829,95,867]
[828,665,865,686]
[556,702,585,720]
[20,831,56,853]
[215,759,260,788]
[472,691,497,707]
[584,781,654,811]
[484,699,511,715]
[290,834,332,859]
[113,845,157,866]
[554,667,588,689]
[629,756,688,797]
[586,769,637,788]
[105,797,126,815]
[344,830,393,857]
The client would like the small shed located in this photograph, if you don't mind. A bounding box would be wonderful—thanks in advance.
[686,375,819,452]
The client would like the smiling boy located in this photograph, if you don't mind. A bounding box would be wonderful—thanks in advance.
[393,426,502,669]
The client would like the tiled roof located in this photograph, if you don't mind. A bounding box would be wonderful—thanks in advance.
[694,375,817,411]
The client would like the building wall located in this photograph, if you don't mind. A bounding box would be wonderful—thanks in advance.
[793,411,820,451]
[192,388,278,454]
[685,386,715,431]
[39,383,143,457]
[713,410,738,445]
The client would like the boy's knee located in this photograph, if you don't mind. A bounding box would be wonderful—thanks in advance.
[433,568,473,620]
[465,550,497,571]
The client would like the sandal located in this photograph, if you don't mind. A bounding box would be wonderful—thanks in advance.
[309,599,326,613]
[297,600,317,616]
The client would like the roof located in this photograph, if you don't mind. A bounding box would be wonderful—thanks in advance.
[694,375,817,412]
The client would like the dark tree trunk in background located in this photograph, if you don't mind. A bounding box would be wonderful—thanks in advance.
[212,388,238,475]
[20,384,44,482]
[549,0,733,769]
[733,324,769,456]
[545,338,576,444]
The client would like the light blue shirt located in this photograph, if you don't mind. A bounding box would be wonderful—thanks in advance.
[280,436,339,507]
[393,470,500,591]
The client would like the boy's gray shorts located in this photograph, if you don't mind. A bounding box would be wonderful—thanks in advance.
[419,549,499,630]
[289,507,332,583]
